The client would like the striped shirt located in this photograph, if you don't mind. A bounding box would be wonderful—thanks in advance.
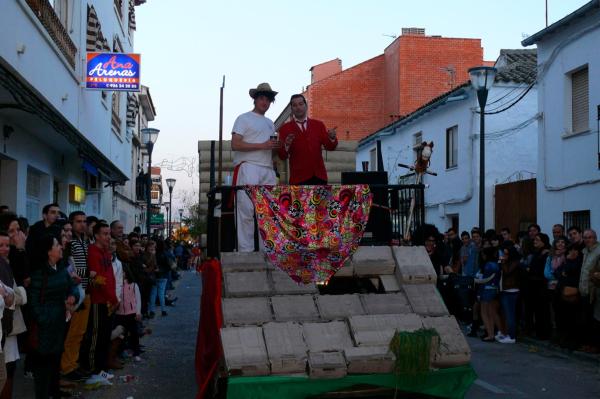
[70,235,89,289]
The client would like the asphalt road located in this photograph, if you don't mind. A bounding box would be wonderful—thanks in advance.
[13,270,600,398]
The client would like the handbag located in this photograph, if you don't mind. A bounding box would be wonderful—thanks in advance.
[561,286,579,303]
[26,270,48,351]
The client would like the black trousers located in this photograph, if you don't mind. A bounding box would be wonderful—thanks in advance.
[31,352,61,399]
[297,176,327,185]
[115,314,140,355]
[80,303,110,373]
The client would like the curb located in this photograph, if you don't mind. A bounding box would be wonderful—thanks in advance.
[518,336,600,365]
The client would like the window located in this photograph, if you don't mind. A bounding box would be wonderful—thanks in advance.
[49,0,69,28]
[571,67,589,134]
[563,210,590,231]
[369,148,377,171]
[111,92,122,132]
[446,125,458,168]
[26,168,41,223]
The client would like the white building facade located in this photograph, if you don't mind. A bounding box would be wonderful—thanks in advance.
[0,0,149,228]
[522,0,600,233]
[356,50,539,233]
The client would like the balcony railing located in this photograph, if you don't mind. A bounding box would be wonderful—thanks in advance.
[25,0,77,68]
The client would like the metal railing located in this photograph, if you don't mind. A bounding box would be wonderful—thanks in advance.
[205,183,425,257]
[25,0,77,68]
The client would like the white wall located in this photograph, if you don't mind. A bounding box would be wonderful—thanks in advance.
[357,84,539,233]
[532,12,600,233]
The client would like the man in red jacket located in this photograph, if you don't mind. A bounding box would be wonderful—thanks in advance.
[81,222,118,377]
[278,94,338,185]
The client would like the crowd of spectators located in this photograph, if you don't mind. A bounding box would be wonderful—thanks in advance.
[0,203,197,398]
[420,223,600,351]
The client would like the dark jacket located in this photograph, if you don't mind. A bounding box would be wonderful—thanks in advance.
[8,246,30,287]
[28,263,79,354]
[501,259,520,291]
[156,251,171,279]
[556,257,582,290]
[25,221,62,269]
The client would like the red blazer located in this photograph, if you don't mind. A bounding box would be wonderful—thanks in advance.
[278,118,338,184]
[88,244,118,306]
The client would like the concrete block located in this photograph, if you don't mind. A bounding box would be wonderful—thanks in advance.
[422,316,471,368]
[316,294,364,320]
[271,295,320,322]
[360,293,412,315]
[333,259,354,277]
[308,351,347,379]
[353,246,395,276]
[221,251,267,273]
[222,297,273,326]
[302,321,354,352]
[349,314,424,346]
[379,275,401,292]
[224,271,271,298]
[403,284,449,316]
[270,269,318,295]
[220,326,270,376]
[392,246,437,284]
[263,322,308,375]
[344,346,394,374]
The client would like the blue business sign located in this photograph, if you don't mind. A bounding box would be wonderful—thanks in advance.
[86,52,141,92]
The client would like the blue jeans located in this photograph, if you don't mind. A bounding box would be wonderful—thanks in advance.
[500,291,519,339]
[149,278,167,313]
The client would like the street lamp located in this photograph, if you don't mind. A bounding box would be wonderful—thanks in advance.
[163,202,170,237]
[166,178,176,237]
[468,66,497,232]
[178,208,184,226]
[141,128,160,236]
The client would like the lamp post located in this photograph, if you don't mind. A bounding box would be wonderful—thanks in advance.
[166,178,176,237]
[178,208,184,226]
[468,66,497,232]
[141,128,160,236]
[163,202,170,237]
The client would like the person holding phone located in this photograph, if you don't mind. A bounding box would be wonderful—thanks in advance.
[278,94,338,185]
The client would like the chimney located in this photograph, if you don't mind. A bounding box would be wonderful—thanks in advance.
[401,27,425,36]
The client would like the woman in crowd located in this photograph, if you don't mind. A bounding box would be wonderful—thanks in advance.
[553,244,583,349]
[149,239,170,317]
[115,264,142,361]
[143,241,157,319]
[544,235,567,338]
[498,242,521,343]
[524,233,552,340]
[478,246,502,342]
[28,235,78,399]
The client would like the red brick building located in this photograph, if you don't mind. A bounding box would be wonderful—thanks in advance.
[291,29,484,141]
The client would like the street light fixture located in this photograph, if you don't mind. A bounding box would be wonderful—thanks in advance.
[178,208,184,226]
[468,66,497,231]
[166,178,176,238]
[141,127,160,236]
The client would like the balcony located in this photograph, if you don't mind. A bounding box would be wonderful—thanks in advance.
[25,0,77,68]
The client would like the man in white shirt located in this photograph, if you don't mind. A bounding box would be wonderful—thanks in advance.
[231,83,279,252]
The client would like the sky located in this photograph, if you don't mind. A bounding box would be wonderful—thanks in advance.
[134,0,589,214]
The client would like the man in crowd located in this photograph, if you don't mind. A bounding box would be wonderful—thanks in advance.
[568,226,585,251]
[230,83,279,252]
[80,222,118,378]
[277,94,338,185]
[110,220,133,264]
[500,227,513,243]
[579,229,600,352]
[552,224,565,241]
[25,203,62,265]
[61,211,91,381]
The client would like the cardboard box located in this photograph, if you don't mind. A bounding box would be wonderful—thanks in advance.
[224,271,271,298]
[344,346,394,374]
[263,322,308,375]
[360,293,412,315]
[220,326,270,376]
[349,314,424,346]
[403,284,449,316]
[271,295,320,322]
[379,274,401,292]
[308,351,347,379]
[302,321,354,352]
[422,315,471,368]
[222,297,273,326]
[352,246,396,276]
[316,294,365,320]
[221,251,267,273]
[392,246,437,284]
[270,269,318,295]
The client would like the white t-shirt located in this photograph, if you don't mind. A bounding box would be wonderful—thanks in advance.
[232,111,275,168]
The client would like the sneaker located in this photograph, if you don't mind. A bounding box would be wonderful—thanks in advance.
[85,374,112,386]
[495,332,506,342]
[99,370,114,380]
[498,336,516,344]
[134,356,142,362]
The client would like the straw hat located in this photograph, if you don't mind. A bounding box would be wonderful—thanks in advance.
[249,82,278,99]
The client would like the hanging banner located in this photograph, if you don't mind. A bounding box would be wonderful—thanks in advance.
[86,53,141,92]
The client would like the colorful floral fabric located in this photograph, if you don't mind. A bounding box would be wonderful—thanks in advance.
[246,185,372,284]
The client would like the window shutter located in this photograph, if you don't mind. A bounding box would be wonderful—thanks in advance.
[572,68,589,133]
